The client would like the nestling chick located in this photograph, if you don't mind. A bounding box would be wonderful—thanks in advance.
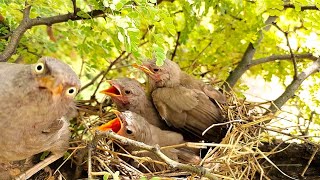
[98,110,201,171]
[0,57,80,179]
[134,59,227,142]
[100,78,167,129]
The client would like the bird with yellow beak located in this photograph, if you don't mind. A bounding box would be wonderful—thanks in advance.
[0,57,80,179]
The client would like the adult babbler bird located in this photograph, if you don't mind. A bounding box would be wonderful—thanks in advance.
[100,77,168,129]
[98,110,200,171]
[0,57,81,179]
[133,59,227,142]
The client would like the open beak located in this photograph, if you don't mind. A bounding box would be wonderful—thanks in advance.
[111,109,122,117]
[97,110,123,133]
[132,63,154,75]
[100,80,122,97]
[36,76,64,97]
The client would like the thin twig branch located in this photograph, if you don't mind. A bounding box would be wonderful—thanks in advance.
[79,71,105,93]
[305,111,315,135]
[269,58,320,112]
[72,0,78,16]
[79,51,126,93]
[188,40,213,71]
[79,34,149,93]
[171,31,180,60]
[297,111,304,136]
[257,125,318,146]
[88,144,93,179]
[91,52,129,97]
[0,32,12,39]
[272,22,298,79]
[96,130,218,180]
[78,38,87,78]
[141,25,154,40]
[301,147,318,177]
[78,56,85,78]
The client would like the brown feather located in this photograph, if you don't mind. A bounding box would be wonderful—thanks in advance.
[137,59,227,142]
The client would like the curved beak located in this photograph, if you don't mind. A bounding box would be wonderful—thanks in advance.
[97,110,123,133]
[100,80,122,97]
[36,76,64,97]
[132,63,154,75]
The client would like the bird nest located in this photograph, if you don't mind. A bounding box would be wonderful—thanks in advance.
[71,89,278,180]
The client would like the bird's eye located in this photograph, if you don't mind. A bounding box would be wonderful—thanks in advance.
[124,90,131,94]
[126,129,133,135]
[66,87,77,97]
[34,62,45,74]
[153,68,159,72]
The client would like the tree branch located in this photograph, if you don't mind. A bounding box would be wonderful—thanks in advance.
[0,5,112,62]
[96,130,218,180]
[79,33,149,93]
[91,52,129,97]
[223,16,277,90]
[272,22,298,79]
[188,40,213,71]
[249,53,317,67]
[72,0,78,16]
[171,31,180,60]
[304,111,315,136]
[23,3,31,20]
[0,4,31,62]
[269,58,320,112]
[79,51,126,93]
[284,4,320,11]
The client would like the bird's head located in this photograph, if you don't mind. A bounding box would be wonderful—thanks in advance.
[99,78,146,110]
[97,110,147,141]
[133,59,181,88]
[32,57,81,102]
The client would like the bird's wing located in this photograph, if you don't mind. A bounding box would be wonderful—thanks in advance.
[152,87,197,127]
[176,148,201,164]
[0,63,27,126]
[41,118,64,134]
[203,85,226,103]
[152,86,224,141]
[180,72,226,103]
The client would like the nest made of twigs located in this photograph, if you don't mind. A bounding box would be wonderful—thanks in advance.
[72,89,282,180]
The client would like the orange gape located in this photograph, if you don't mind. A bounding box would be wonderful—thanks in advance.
[100,85,121,96]
[98,118,121,133]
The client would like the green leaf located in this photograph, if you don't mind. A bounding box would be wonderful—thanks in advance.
[40,151,50,160]
[103,173,110,180]
[150,177,161,180]
[295,5,301,11]
[154,45,166,66]
[115,2,124,10]
[76,11,91,19]
[117,32,125,43]
[166,24,176,36]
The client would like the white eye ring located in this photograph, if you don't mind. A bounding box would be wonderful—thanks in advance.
[66,87,77,97]
[34,62,45,74]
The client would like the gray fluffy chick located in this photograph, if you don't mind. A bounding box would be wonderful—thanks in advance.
[0,57,80,178]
